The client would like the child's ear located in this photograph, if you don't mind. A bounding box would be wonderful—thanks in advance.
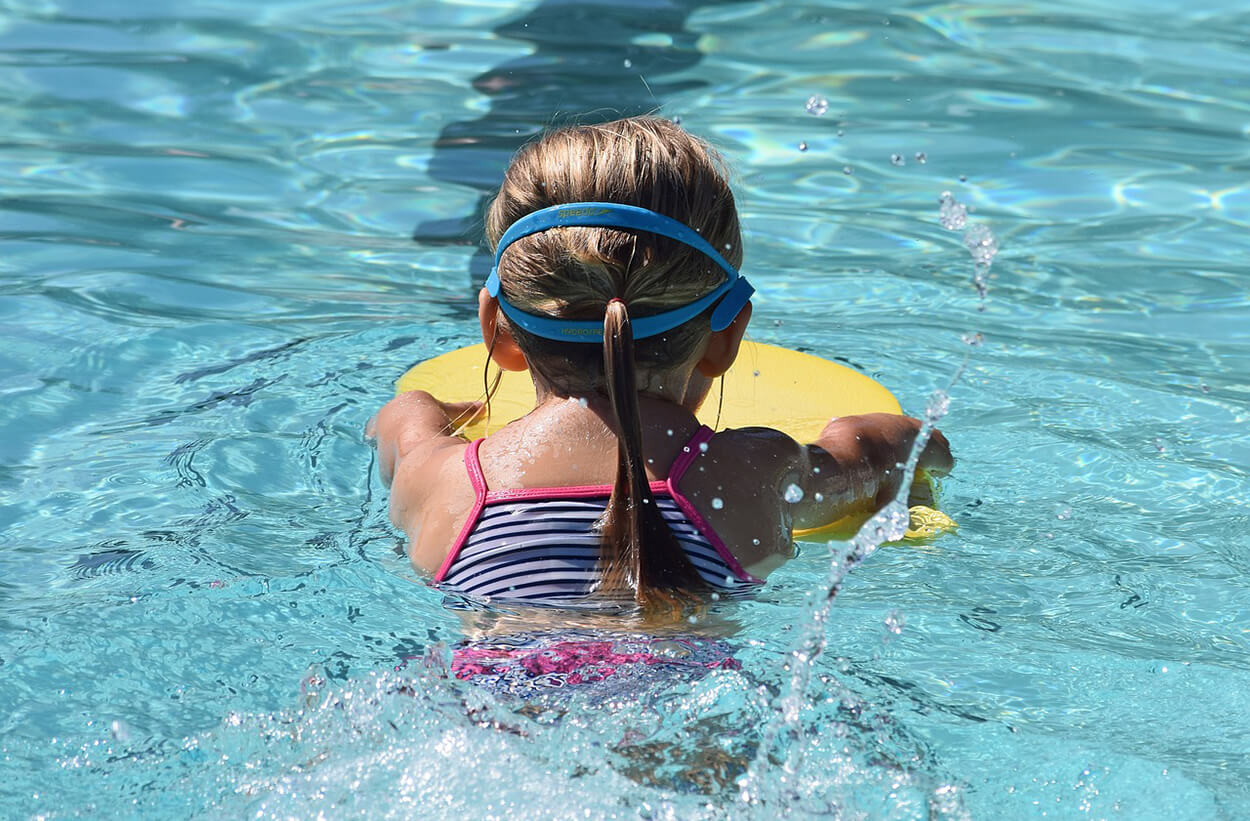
[696,301,752,378]
[478,288,529,372]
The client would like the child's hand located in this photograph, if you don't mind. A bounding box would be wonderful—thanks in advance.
[792,413,953,529]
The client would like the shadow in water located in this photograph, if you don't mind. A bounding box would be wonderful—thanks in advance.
[413,0,749,283]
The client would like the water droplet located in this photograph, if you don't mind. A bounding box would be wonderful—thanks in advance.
[687,614,698,624]
[798,141,808,152]
[783,483,804,503]
[959,174,968,182]
[672,116,682,125]
[577,396,589,408]
[914,151,927,163]
[710,592,720,601]
[812,466,820,474]
[711,497,724,509]
[961,332,984,347]
[836,129,844,137]
[805,95,829,116]
[890,153,905,166]
[683,446,690,453]
[1153,438,1166,453]
[1200,383,1211,393]
[884,609,905,634]
[814,493,824,502]
[752,538,761,545]
[963,223,998,267]
[752,369,760,377]
[666,429,674,436]
[938,191,967,230]
[926,390,951,422]
[698,442,709,453]
[842,165,853,175]
[623,58,632,68]
[1056,506,1072,520]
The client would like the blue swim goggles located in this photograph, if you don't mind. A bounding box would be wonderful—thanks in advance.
[484,202,754,342]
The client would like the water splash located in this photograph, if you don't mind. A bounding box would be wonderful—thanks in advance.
[938,191,998,309]
[805,95,829,116]
[963,224,998,267]
[938,191,967,230]
[739,383,961,813]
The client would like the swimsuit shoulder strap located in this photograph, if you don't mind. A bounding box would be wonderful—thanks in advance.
[667,425,715,485]
[433,438,488,582]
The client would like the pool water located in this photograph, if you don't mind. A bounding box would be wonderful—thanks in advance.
[2,0,1248,817]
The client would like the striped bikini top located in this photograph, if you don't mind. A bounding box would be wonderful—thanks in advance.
[434,426,764,604]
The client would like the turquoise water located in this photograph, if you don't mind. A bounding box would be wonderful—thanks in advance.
[2,0,1248,817]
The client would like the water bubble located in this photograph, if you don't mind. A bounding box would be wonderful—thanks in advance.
[836,129,844,137]
[672,115,682,125]
[798,141,808,152]
[783,483,805,503]
[938,191,967,230]
[914,151,927,163]
[753,369,761,377]
[666,429,674,436]
[961,332,984,347]
[805,95,829,116]
[884,609,905,634]
[959,174,968,182]
[577,396,589,408]
[814,493,824,502]
[890,153,905,166]
[964,223,998,267]
[698,441,709,453]
[752,538,761,545]
[1200,383,1211,393]
[1154,438,1166,453]
[842,165,853,175]
[1056,506,1072,520]
[711,497,724,509]
[623,58,632,68]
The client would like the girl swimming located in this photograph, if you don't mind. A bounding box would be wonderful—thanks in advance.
[372,116,952,616]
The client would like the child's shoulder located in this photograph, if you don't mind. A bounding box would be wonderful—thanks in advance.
[705,424,805,467]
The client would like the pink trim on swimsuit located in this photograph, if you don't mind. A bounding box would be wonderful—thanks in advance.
[434,437,488,582]
[434,426,762,585]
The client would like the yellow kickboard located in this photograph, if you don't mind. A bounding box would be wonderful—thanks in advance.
[395,340,955,541]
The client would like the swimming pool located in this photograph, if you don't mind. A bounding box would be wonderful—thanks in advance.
[2,0,1247,816]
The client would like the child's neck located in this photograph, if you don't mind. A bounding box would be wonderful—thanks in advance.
[531,368,710,414]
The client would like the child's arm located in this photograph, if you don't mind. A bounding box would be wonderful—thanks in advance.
[789,413,953,530]
[367,391,482,487]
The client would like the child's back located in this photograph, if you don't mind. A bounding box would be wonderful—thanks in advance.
[373,116,951,615]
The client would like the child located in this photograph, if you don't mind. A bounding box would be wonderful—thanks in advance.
[373,116,951,617]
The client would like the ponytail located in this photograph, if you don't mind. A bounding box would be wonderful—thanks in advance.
[596,299,707,612]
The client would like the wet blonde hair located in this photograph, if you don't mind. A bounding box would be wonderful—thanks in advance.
[485,116,744,613]
[485,115,743,394]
